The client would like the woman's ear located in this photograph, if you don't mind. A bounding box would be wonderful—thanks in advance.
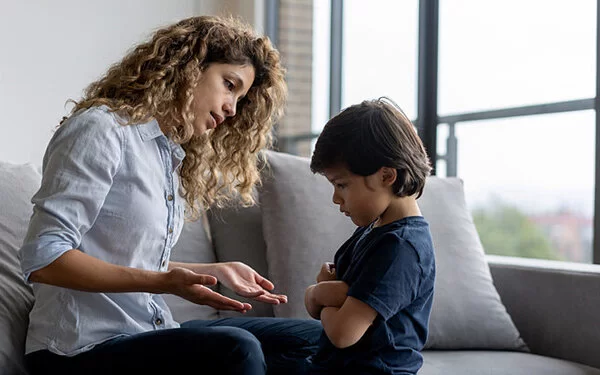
[380,167,397,186]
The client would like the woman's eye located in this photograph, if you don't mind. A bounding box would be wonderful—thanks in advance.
[225,80,235,91]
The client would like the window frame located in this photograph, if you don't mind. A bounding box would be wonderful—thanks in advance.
[266,0,600,264]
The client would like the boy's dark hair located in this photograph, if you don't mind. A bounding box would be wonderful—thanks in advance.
[310,97,432,198]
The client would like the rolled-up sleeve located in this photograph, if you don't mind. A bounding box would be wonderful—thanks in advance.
[19,109,124,280]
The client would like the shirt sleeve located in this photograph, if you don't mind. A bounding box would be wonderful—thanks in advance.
[19,108,124,280]
[347,233,422,321]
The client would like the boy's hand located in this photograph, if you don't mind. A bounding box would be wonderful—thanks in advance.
[304,280,349,319]
[316,262,336,283]
[305,284,322,319]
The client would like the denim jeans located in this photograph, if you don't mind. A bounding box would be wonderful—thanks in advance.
[24,317,323,375]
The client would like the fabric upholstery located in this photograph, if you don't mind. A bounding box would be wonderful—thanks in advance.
[0,162,39,374]
[207,193,274,318]
[259,151,357,319]
[418,177,527,350]
[489,255,600,369]
[258,151,527,351]
[421,351,600,375]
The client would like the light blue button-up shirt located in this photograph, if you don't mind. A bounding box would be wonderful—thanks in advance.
[20,106,185,356]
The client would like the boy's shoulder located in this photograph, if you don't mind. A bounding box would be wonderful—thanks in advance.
[372,216,434,264]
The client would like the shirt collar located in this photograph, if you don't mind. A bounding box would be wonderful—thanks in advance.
[136,118,164,141]
[136,119,186,167]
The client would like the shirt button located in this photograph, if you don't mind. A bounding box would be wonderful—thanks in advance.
[167,195,173,201]
[161,259,166,268]
[168,228,173,234]
[155,318,163,326]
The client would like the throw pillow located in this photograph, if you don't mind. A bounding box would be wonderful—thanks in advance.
[207,192,275,318]
[418,177,528,350]
[259,151,357,318]
[0,162,39,374]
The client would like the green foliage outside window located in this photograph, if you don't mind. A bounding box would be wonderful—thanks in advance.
[472,203,562,261]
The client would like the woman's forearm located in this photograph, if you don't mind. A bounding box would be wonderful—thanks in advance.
[168,261,216,275]
[29,249,168,293]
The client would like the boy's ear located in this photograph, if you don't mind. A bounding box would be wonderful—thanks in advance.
[380,167,397,186]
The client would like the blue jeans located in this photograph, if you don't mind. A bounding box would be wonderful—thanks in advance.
[24,317,322,375]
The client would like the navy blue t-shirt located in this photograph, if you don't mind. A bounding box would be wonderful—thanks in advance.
[308,216,436,375]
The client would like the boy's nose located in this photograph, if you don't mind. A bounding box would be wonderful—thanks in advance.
[332,193,342,205]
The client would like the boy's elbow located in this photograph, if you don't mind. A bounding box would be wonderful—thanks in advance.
[328,329,359,349]
[324,318,361,348]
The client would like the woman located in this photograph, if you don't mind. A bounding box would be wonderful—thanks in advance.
[20,15,321,374]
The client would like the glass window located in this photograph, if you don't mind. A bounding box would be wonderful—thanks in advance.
[438,0,596,116]
[311,0,331,134]
[437,111,595,263]
[275,0,331,157]
[341,0,418,120]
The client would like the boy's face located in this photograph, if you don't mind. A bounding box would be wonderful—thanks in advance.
[323,165,393,227]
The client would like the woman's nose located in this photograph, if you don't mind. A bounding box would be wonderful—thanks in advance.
[223,101,236,117]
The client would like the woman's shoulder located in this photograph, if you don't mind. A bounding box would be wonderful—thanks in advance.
[67,105,123,128]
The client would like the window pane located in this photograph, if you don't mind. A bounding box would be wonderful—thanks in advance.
[342,0,418,119]
[449,111,595,263]
[276,0,330,157]
[439,0,596,116]
[311,0,331,134]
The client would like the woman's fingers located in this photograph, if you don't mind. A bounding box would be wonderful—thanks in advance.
[255,274,275,291]
[192,285,251,311]
[252,291,288,304]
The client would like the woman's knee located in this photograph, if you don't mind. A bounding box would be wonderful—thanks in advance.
[213,327,266,373]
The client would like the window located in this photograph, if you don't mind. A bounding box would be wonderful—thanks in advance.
[342,0,419,120]
[438,0,596,116]
[269,0,600,264]
[437,112,595,262]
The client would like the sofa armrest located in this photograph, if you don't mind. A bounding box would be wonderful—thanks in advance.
[487,255,600,369]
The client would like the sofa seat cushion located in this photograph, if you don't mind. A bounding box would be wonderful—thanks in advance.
[421,351,600,375]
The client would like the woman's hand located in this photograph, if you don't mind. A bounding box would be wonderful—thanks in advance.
[316,262,336,283]
[165,267,251,313]
[213,262,288,305]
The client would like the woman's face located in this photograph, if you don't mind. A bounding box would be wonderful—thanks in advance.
[191,63,255,135]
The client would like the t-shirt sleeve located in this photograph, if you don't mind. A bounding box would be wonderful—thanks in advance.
[347,234,422,321]
[19,109,124,280]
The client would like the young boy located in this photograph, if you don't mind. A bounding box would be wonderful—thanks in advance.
[304,98,436,374]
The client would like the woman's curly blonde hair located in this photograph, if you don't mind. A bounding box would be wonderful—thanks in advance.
[63,15,286,219]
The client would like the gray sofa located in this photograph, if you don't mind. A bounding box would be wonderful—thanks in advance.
[2,150,600,374]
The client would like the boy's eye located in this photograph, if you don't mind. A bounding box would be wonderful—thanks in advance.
[335,183,346,189]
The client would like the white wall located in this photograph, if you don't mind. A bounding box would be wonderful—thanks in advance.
[0,0,261,165]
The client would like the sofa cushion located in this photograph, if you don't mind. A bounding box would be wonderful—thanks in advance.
[258,150,527,351]
[208,194,274,318]
[420,351,600,375]
[0,162,39,374]
[163,212,219,322]
[259,151,356,318]
[419,178,527,350]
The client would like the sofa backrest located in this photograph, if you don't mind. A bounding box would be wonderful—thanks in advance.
[0,162,39,374]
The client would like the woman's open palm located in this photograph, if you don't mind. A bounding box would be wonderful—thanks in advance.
[166,267,251,312]
[215,262,288,305]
